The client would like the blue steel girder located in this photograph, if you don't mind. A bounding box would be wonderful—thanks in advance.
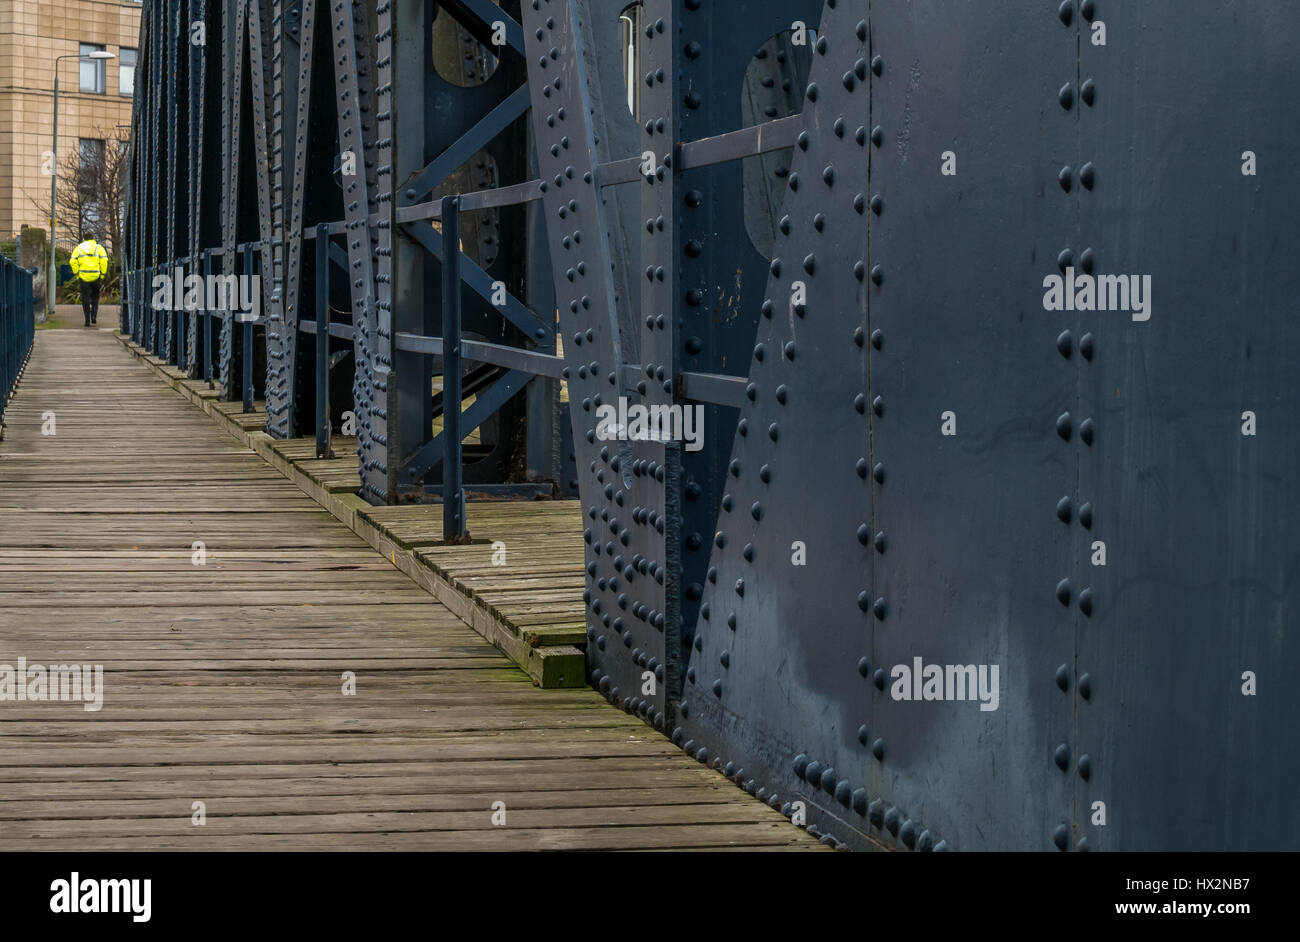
[402,368,534,484]
[328,0,391,504]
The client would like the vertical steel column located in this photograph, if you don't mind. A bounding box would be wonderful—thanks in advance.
[389,0,433,498]
[177,259,186,370]
[315,224,331,459]
[204,249,214,388]
[243,242,255,412]
[441,195,467,544]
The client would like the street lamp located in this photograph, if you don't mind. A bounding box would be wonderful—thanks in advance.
[49,49,116,320]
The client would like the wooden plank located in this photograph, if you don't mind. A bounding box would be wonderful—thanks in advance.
[0,330,823,852]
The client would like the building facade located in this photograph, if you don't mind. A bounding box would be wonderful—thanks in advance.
[0,0,140,247]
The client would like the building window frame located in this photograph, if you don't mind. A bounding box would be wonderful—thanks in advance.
[79,43,107,94]
[119,47,137,97]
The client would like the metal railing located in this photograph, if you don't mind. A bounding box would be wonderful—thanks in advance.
[0,252,36,429]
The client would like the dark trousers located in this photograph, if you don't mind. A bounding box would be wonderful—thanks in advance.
[81,280,101,326]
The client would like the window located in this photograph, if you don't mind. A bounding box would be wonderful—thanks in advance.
[431,1,500,87]
[740,30,814,259]
[619,4,642,117]
[79,43,106,94]
[79,138,106,232]
[119,47,137,97]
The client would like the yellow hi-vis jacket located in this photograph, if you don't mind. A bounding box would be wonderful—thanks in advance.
[70,240,108,283]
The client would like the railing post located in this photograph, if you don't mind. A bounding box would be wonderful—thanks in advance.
[315,224,332,459]
[243,244,255,413]
[441,195,468,544]
[155,265,164,357]
[176,258,186,371]
[203,250,214,389]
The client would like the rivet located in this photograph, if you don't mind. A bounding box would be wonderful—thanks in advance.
[1079,587,1094,617]
[1080,248,1095,274]
[1056,578,1071,606]
[1079,672,1093,700]
[1081,0,1096,21]
[1078,754,1092,781]
[872,738,885,761]
[1080,162,1096,189]
[1058,249,1073,272]
[1058,0,1073,25]
[884,807,900,836]
[899,820,917,849]
[1080,418,1094,445]
[1054,743,1070,771]
[872,597,887,620]
[1056,412,1072,440]
[871,329,884,350]
[1056,496,1072,523]
[870,194,883,215]
[873,668,886,690]
[852,788,868,815]
[874,531,887,553]
[870,265,884,286]
[1079,332,1095,360]
[868,799,884,828]
[820,767,837,793]
[1058,166,1073,192]
[1079,501,1093,529]
[872,463,886,484]
[870,55,883,75]
[872,396,884,417]
[1056,329,1073,358]
[794,754,812,778]
[1081,78,1096,106]
[871,126,883,147]
[1055,664,1070,691]
[1053,824,1070,851]
[1059,83,1073,110]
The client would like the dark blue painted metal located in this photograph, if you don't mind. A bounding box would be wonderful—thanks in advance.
[441,195,467,544]
[0,253,34,427]
[243,243,255,413]
[315,223,331,460]
[118,0,1300,852]
[203,249,214,388]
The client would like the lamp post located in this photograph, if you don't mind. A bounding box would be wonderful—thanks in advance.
[49,49,115,320]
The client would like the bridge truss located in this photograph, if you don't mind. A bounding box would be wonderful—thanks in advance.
[122,0,1300,851]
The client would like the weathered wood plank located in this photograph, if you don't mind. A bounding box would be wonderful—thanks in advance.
[0,331,823,851]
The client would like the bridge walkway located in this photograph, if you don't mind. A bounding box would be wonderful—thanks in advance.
[0,329,820,851]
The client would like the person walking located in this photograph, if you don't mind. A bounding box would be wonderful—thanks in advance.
[70,233,108,327]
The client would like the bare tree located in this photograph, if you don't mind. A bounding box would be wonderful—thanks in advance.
[25,129,129,261]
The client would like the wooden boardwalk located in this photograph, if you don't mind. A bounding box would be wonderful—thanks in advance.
[0,329,822,851]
